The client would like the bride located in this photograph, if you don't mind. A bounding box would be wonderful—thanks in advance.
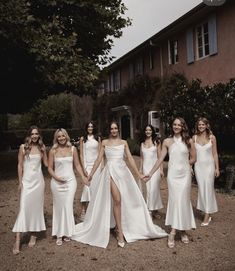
[72,121,167,248]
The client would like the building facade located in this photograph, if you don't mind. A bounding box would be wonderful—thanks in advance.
[99,0,235,139]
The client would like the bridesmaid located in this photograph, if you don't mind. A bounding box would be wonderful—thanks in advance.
[193,117,219,226]
[145,118,196,248]
[79,122,101,221]
[12,126,48,255]
[140,125,164,218]
[72,121,167,248]
[48,128,87,246]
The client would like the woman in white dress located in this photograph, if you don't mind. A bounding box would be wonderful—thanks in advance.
[193,117,219,226]
[140,125,164,218]
[79,122,101,221]
[48,128,88,246]
[12,126,48,255]
[72,121,167,248]
[145,118,196,248]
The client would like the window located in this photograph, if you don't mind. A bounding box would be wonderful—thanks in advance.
[196,22,209,59]
[168,40,179,65]
[135,58,144,75]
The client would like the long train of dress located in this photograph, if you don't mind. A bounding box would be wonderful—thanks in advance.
[72,144,167,248]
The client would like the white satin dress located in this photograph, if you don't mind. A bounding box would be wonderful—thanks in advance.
[51,147,77,238]
[72,144,167,248]
[194,136,218,213]
[141,144,163,211]
[81,135,101,202]
[165,137,196,230]
[13,153,46,232]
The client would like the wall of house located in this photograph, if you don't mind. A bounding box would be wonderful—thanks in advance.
[161,2,235,85]
[104,2,235,92]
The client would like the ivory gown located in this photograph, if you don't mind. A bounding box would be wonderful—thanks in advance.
[51,147,77,238]
[13,153,46,232]
[165,137,196,230]
[141,144,163,211]
[194,136,218,213]
[81,135,101,202]
[72,144,167,248]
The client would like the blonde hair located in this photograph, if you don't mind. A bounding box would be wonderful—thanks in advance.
[195,117,212,138]
[24,126,44,157]
[52,128,72,149]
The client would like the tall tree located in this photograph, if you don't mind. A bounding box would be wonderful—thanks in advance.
[0,0,130,113]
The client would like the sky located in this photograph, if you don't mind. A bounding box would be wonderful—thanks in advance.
[110,0,202,61]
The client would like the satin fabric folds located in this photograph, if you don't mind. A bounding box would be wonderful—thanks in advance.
[72,144,167,248]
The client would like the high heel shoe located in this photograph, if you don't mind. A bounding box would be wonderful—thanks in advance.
[12,240,20,255]
[56,238,63,246]
[201,216,212,226]
[167,232,176,248]
[28,236,37,247]
[117,238,125,248]
[181,233,189,244]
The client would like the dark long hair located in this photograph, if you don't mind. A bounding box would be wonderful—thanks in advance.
[83,121,100,143]
[142,124,160,145]
[172,117,191,149]
[195,117,212,138]
[24,126,44,156]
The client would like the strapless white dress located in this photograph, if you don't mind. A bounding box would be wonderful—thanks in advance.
[72,144,167,248]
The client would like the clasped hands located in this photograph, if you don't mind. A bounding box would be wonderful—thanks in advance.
[82,174,92,186]
[140,173,151,183]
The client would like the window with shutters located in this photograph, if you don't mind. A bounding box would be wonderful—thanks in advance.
[168,40,179,65]
[196,22,210,59]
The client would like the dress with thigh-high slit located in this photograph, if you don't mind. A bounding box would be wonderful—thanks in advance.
[72,144,167,248]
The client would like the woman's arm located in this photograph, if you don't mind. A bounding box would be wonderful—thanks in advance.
[88,141,105,180]
[79,137,87,176]
[189,139,196,165]
[211,135,220,177]
[73,147,89,185]
[157,142,164,178]
[147,139,168,179]
[42,144,48,167]
[17,145,24,190]
[124,141,143,180]
[47,149,66,183]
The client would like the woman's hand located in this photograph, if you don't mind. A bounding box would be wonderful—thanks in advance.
[215,168,220,178]
[142,174,151,183]
[18,182,23,192]
[83,176,90,186]
[56,177,67,183]
[83,170,88,177]
[160,170,164,178]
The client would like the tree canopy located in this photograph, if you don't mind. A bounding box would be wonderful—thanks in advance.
[0,0,130,113]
